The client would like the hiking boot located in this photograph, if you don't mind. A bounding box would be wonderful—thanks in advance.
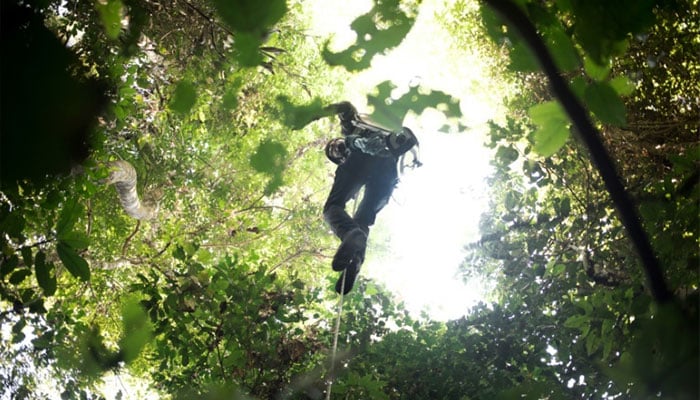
[332,228,367,272]
[335,262,360,295]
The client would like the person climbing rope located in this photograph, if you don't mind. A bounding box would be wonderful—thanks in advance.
[322,102,419,294]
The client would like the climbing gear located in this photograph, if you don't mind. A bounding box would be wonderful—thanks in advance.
[350,119,420,159]
[325,272,347,400]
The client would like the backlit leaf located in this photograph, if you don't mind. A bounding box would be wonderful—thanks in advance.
[57,241,90,281]
[9,268,31,285]
[119,296,152,364]
[609,76,636,96]
[96,0,123,40]
[170,80,197,115]
[584,82,627,126]
[35,251,57,296]
[528,101,570,157]
[56,199,82,236]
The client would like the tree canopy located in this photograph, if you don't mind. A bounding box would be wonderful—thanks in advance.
[1,0,697,399]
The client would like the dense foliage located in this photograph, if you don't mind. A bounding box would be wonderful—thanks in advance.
[1,0,697,399]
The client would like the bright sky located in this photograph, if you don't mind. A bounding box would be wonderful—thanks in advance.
[309,0,503,320]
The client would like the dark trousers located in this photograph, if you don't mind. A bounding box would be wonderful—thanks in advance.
[323,151,398,240]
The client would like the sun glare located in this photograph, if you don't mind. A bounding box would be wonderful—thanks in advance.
[310,0,501,320]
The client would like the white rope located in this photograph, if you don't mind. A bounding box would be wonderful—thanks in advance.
[325,272,346,400]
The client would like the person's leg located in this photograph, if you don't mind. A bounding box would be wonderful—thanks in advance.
[334,157,398,294]
[323,153,369,240]
[353,157,399,230]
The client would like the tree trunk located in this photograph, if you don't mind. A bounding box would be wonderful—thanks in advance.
[105,160,156,220]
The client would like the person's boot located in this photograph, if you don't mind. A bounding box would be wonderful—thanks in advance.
[332,228,367,272]
[335,262,360,295]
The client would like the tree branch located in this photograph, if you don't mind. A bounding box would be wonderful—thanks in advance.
[483,0,673,303]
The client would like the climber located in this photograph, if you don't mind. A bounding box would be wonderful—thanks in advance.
[322,102,418,294]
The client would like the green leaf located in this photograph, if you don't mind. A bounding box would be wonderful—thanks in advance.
[276,96,327,130]
[584,56,611,81]
[1,255,19,277]
[96,0,123,40]
[58,230,90,250]
[233,32,264,67]
[564,314,588,329]
[222,89,239,110]
[35,251,57,296]
[173,245,186,261]
[366,81,462,131]
[609,76,636,96]
[118,296,152,364]
[250,140,287,194]
[496,145,519,165]
[57,241,90,281]
[558,197,571,217]
[170,80,197,114]
[545,26,580,72]
[508,40,539,72]
[56,199,82,237]
[0,212,25,240]
[21,247,33,267]
[322,2,415,71]
[212,0,287,34]
[34,251,56,296]
[9,268,32,285]
[584,82,627,126]
[586,330,601,356]
[528,101,570,157]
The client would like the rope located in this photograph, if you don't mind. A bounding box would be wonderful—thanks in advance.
[325,272,346,400]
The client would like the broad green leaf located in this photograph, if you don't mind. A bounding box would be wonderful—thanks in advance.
[35,251,57,296]
[57,241,90,281]
[276,96,327,130]
[0,212,25,240]
[170,80,197,114]
[212,0,287,34]
[56,199,82,236]
[96,0,123,40]
[21,247,33,267]
[584,56,611,81]
[9,268,32,285]
[508,40,539,72]
[250,140,287,194]
[609,76,636,96]
[504,190,522,210]
[558,197,571,217]
[569,76,587,100]
[564,314,587,329]
[57,230,90,250]
[173,245,186,261]
[584,82,627,126]
[0,255,19,277]
[366,81,462,131]
[586,331,601,356]
[119,296,152,364]
[233,32,264,67]
[250,140,287,174]
[322,1,415,71]
[222,89,239,110]
[528,101,570,157]
[546,26,580,71]
[496,145,519,165]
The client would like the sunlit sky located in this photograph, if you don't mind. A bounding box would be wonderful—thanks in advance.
[309,0,504,320]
